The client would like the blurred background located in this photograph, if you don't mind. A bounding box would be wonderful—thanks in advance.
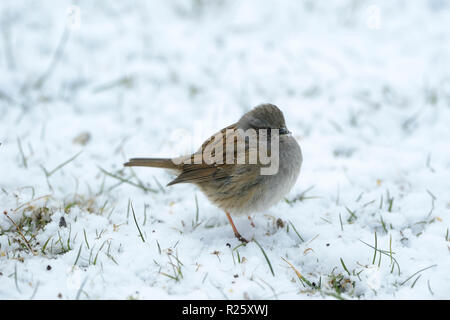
[1,1,449,169]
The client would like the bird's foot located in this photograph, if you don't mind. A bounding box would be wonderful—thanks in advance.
[234,232,249,243]
[226,211,249,244]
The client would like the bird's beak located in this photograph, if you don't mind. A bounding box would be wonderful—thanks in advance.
[279,128,291,135]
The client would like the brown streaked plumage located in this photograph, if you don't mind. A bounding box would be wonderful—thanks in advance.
[124,104,302,242]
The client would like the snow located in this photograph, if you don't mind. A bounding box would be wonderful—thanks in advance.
[0,0,449,299]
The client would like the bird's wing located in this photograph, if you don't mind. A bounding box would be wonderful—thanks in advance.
[167,123,240,186]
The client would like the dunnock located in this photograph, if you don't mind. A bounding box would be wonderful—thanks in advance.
[124,104,302,242]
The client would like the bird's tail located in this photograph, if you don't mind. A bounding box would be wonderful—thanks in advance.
[124,158,178,169]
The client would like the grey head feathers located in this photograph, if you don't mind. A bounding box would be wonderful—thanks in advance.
[237,104,288,132]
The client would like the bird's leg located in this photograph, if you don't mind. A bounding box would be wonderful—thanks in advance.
[225,211,249,243]
[248,215,256,228]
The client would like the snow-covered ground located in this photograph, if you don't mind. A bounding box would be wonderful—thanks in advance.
[1,0,449,299]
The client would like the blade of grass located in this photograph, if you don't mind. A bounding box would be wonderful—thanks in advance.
[41,236,52,254]
[339,213,344,231]
[17,137,27,168]
[156,240,161,255]
[285,186,319,205]
[360,239,401,275]
[34,27,70,89]
[83,229,90,249]
[131,201,145,242]
[372,231,377,264]
[75,277,89,300]
[253,240,274,276]
[346,207,357,222]
[3,211,36,255]
[400,264,437,286]
[14,264,21,293]
[411,275,422,288]
[99,167,157,193]
[194,193,199,224]
[288,220,304,243]
[46,151,82,177]
[281,257,314,288]
[340,258,351,276]
[73,244,82,266]
[153,176,166,193]
[29,281,40,300]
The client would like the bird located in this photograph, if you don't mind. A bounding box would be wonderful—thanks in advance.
[124,103,302,242]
